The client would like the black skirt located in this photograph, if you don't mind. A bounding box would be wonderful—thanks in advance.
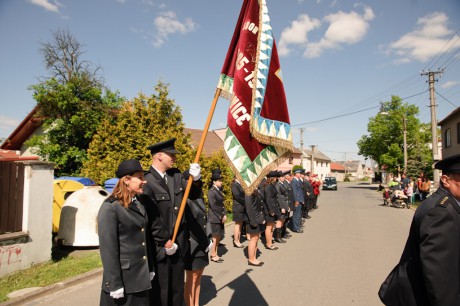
[246,223,264,235]
[232,211,245,222]
[185,254,209,271]
[210,222,224,236]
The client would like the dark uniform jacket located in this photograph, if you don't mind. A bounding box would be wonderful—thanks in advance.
[281,180,295,211]
[264,183,282,217]
[380,187,460,306]
[275,181,290,212]
[208,185,226,224]
[186,198,211,259]
[97,196,153,294]
[141,167,201,262]
[231,180,246,213]
[303,178,315,200]
[292,177,305,203]
[244,192,265,227]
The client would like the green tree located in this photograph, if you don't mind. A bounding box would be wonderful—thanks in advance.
[198,150,233,213]
[82,81,194,184]
[27,29,123,176]
[357,96,432,178]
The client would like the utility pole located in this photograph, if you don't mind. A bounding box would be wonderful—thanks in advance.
[300,128,304,167]
[421,69,443,187]
[403,117,407,172]
[311,145,316,174]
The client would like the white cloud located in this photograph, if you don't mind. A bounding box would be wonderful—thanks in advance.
[152,11,196,47]
[304,6,374,58]
[0,115,19,132]
[441,80,460,89]
[29,0,61,13]
[278,14,321,56]
[385,12,460,63]
[279,6,374,58]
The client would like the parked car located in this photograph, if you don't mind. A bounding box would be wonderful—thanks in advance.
[323,177,338,190]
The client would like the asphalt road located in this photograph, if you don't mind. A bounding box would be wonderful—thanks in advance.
[14,182,413,306]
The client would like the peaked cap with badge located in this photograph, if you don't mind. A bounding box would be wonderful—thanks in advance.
[147,138,180,155]
[435,153,460,174]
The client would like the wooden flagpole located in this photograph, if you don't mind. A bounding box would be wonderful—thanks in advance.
[171,88,222,243]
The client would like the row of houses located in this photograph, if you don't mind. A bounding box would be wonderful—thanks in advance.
[0,108,369,182]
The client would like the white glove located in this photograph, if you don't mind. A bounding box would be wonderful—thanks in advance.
[189,163,201,181]
[110,287,124,299]
[165,243,178,256]
[205,239,213,253]
[150,271,155,281]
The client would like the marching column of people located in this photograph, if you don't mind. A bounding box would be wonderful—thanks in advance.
[97,140,321,305]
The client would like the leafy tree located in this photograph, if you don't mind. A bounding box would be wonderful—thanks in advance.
[357,96,432,178]
[82,81,194,184]
[27,29,122,176]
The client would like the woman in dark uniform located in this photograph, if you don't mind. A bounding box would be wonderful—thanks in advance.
[244,189,265,266]
[97,159,154,306]
[183,172,212,306]
[276,170,292,240]
[263,171,285,250]
[207,168,227,262]
[231,177,246,248]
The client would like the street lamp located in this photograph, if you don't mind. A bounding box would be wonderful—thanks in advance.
[380,111,408,173]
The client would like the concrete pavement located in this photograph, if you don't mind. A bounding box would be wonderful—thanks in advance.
[2,182,413,305]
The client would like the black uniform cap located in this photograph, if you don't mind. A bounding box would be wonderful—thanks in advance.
[281,170,291,176]
[211,168,223,181]
[115,159,144,178]
[147,138,180,155]
[267,170,281,178]
[435,154,460,174]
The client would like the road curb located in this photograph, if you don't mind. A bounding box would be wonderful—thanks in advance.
[0,268,103,306]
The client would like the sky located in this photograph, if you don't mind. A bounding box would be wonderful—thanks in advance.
[1,0,460,163]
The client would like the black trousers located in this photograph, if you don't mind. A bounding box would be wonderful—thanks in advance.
[151,252,185,306]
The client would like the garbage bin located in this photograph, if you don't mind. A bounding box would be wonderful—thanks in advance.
[104,178,119,193]
[52,180,85,233]
[57,186,109,246]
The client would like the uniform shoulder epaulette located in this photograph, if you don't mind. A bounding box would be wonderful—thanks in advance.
[438,196,450,207]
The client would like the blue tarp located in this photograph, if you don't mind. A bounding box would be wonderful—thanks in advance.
[56,176,96,186]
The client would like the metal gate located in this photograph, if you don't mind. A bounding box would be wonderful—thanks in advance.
[0,161,24,234]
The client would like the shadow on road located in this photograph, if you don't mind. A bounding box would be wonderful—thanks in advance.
[345,184,378,191]
[201,270,268,306]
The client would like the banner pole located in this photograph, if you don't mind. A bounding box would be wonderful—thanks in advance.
[171,88,222,243]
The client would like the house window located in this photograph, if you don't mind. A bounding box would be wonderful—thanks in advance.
[289,156,293,164]
[444,128,451,148]
[457,122,460,144]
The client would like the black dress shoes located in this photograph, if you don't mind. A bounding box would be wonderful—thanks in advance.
[248,261,264,266]
[233,241,244,248]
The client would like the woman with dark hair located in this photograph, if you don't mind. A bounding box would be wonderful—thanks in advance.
[207,168,227,262]
[244,189,265,266]
[97,159,154,306]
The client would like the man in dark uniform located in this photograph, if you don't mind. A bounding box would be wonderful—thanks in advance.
[302,170,313,219]
[379,153,460,306]
[140,138,202,306]
[291,169,304,233]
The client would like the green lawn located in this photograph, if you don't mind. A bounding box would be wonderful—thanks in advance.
[0,248,101,302]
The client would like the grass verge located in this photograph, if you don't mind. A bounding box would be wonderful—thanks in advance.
[0,249,101,302]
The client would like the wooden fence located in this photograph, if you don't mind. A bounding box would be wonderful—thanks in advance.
[0,161,24,234]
